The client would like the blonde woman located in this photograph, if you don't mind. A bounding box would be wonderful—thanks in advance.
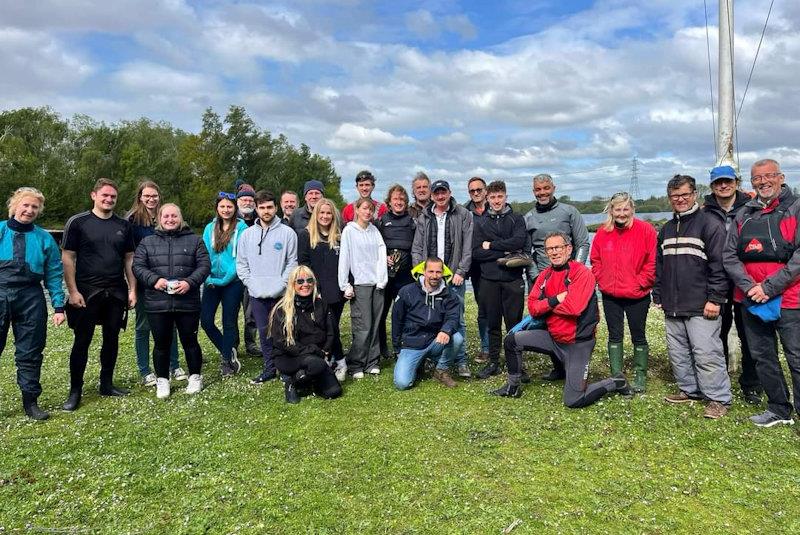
[270,265,343,403]
[297,198,347,381]
[0,187,65,420]
[338,198,388,378]
[133,204,210,399]
[590,192,657,392]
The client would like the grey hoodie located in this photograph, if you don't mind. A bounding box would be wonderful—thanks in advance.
[236,215,298,298]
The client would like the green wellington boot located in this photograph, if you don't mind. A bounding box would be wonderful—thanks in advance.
[632,345,649,393]
[608,342,624,376]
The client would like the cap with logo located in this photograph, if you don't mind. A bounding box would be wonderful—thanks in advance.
[431,180,450,192]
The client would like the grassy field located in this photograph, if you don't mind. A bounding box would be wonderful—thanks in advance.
[1,296,799,534]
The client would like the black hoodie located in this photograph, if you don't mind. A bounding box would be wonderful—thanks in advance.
[703,190,752,231]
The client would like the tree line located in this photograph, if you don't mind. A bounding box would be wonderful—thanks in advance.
[0,106,342,229]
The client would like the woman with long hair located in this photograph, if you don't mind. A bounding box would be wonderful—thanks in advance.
[338,197,388,378]
[297,198,347,382]
[133,203,210,399]
[127,180,183,385]
[270,265,343,403]
[201,192,248,377]
[0,187,65,420]
[590,192,657,393]
[377,184,415,359]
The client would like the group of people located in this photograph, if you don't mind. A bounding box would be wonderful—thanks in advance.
[1,159,798,429]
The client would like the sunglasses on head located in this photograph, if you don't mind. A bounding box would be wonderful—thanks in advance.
[218,192,236,200]
[295,277,316,285]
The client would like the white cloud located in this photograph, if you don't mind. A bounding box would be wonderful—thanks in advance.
[113,62,218,95]
[327,123,416,150]
[405,9,438,39]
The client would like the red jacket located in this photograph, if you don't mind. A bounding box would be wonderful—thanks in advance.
[590,218,657,299]
[528,260,599,344]
[341,200,388,224]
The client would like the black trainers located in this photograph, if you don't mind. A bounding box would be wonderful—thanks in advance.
[220,360,236,378]
[476,362,501,379]
[541,368,566,381]
[612,373,633,397]
[490,383,522,398]
[743,390,762,405]
[251,371,277,384]
[98,384,130,397]
[520,370,531,384]
[284,382,301,404]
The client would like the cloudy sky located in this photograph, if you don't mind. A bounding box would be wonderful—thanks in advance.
[2,0,799,201]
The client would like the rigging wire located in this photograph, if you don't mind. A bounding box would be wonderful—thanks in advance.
[735,0,775,127]
[703,0,718,162]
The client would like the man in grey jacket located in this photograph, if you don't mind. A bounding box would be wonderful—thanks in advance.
[412,180,473,378]
[237,190,298,383]
[524,173,590,381]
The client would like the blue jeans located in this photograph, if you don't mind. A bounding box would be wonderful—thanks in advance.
[394,332,464,390]
[200,280,244,361]
[449,283,468,367]
[134,295,179,376]
[250,296,278,375]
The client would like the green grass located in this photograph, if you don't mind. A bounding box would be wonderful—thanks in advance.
[1,297,799,534]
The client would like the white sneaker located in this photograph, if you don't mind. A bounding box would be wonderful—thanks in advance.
[352,371,365,380]
[186,374,203,394]
[172,367,188,381]
[367,366,380,375]
[142,373,157,387]
[156,378,170,399]
[334,361,348,383]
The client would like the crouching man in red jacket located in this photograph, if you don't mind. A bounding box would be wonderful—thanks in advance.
[493,231,630,405]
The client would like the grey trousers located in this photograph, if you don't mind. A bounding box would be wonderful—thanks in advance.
[665,316,732,404]
[348,285,384,373]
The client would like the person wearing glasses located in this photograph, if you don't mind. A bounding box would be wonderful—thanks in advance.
[655,175,731,420]
[464,176,491,366]
[234,181,260,356]
[590,192,656,393]
[0,187,65,420]
[338,197,388,378]
[376,184,416,361]
[724,159,800,427]
[297,198,348,382]
[126,180,184,386]
[133,204,210,399]
[493,232,630,405]
[270,266,343,403]
[236,190,298,384]
[201,192,248,377]
[703,165,762,405]
[523,173,590,382]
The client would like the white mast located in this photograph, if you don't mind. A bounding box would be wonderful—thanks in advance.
[717,0,736,168]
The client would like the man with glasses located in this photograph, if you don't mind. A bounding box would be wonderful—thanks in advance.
[523,173,590,381]
[464,176,490,365]
[702,165,762,404]
[493,232,629,405]
[655,174,732,420]
[724,159,800,427]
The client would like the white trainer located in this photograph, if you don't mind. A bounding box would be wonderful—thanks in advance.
[367,366,380,375]
[172,367,188,381]
[334,360,348,383]
[155,378,170,399]
[186,374,203,394]
[352,371,365,380]
[142,373,157,387]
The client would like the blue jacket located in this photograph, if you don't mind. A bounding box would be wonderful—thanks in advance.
[391,277,460,350]
[202,218,247,286]
[0,219,65,309]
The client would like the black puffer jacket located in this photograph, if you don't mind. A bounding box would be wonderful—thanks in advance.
[133,227,210,313]
[270,296,334,359]
[297,229,344,305]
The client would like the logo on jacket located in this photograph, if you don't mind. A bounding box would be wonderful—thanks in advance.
[745,238,763,253]
[274,242,283,251]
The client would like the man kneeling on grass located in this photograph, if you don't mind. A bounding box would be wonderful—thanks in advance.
[393,257,463,390]
[493,232,630,406]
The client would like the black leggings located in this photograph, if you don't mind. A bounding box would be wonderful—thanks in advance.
[68,293,126,389]
[149,311,203,378]
[379,270,414,355]
[601,293,650,346]
[328,300,346,361]
[275,354,342,399]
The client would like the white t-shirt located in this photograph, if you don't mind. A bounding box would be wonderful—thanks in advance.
[435,210,447,259]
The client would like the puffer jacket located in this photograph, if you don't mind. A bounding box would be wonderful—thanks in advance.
[202,217,247,286]
[133,227,210,313]
[377,210,415,276]
[270,296,334,360]
[411,198,473,277]
[590,218,657,299]
[392,277,460,350]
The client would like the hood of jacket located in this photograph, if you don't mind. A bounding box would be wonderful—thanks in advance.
[703,190,751,217]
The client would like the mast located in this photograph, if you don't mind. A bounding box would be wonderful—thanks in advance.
[717,0,736,168]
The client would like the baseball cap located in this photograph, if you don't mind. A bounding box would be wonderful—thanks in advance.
[431,180,450,192]
[710,165,738,184]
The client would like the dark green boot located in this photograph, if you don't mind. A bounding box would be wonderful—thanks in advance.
[608,342,624,376]
[632,345,649,393]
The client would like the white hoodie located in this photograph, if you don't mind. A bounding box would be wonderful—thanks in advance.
[338,221,388,293]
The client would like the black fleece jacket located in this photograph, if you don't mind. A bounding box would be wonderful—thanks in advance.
[471,204,527,282]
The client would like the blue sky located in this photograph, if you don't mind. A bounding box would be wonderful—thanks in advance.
[2,0,800,202]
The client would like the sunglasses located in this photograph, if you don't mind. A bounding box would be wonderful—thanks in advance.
[468,188,485,194]
[218,192,236,200]
[295,277,316,285]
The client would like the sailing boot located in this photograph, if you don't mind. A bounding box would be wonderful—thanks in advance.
[608,342,624,376]
[22,393,49,421]
[62,388,82,412]
[284,379,301,404]
[632,345,649,393]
